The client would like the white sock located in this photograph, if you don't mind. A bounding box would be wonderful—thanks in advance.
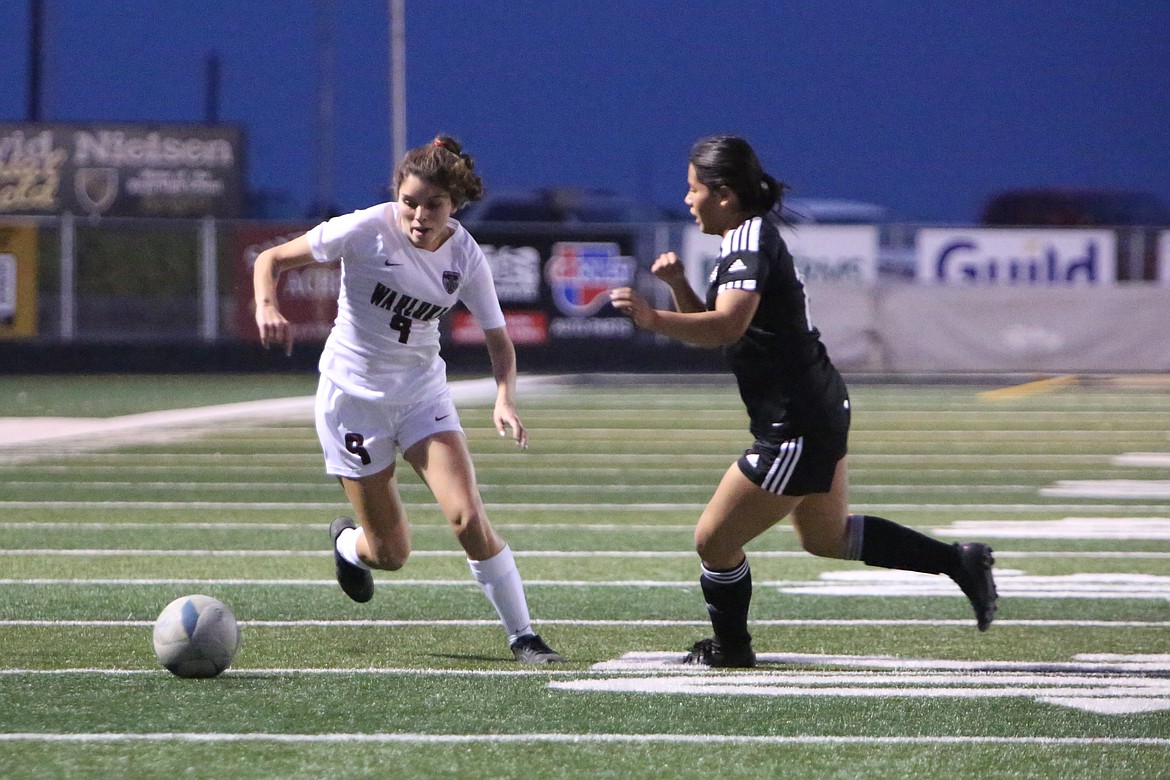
[336,527,371,570]
[467,544,533,644]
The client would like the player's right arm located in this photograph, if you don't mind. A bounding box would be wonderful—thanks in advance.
[652,251,705,313]
[253,234,316,355]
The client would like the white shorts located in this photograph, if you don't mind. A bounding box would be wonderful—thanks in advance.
[315,374,464,478]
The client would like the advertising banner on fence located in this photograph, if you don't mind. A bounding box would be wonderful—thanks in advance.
[1160,231,1170,285]
[0,123,244,218]
[231,223,330,343]
[676,223,879,368]
[232,223,641,350]
[681,223,878,292]
[454,227,640,346]
[915,228,1116,285]
[0,222,38,339]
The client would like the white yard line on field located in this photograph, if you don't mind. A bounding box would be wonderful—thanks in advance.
[0,452,1116,464]
[937,517,1170,539]
[6,501,1170,515]
[0,732,1164,746]
[0,521,700,531]
[0,480,1039,494]
[3,548,1170,560]
[3,571,1168,602]
[3,618,1167,629]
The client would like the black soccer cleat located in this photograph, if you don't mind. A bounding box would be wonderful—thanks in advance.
[950,542,998,632]
[330,516,374,603]
[682,637,756,668]
[510,634,564,664]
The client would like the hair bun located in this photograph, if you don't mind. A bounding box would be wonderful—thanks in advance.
[432,135,463,156]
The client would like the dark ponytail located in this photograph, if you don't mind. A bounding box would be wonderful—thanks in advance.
[689,136,787,217]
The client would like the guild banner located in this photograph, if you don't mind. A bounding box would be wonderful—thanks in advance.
[0,123,244,218]
[915,228,1117,285]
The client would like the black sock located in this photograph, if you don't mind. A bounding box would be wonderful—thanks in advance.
[855,514,961,575]
[699,557,753,648]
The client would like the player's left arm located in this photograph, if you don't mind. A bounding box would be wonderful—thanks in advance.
[483,326,527,448]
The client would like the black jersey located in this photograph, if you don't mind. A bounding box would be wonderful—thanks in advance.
[705,216,850,441]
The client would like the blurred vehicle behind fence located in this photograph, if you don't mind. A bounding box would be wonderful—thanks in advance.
[458,187,677,224]
[981,188,1169,280]
[981,189,1170,227]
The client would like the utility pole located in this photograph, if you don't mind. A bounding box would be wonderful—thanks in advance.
[27,0,43,120]
[313,0,337,217]
[389,0,406,182]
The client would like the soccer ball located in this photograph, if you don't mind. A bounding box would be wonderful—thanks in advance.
[152,594,240,678]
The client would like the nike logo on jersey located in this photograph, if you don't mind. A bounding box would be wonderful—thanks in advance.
[384,260,402,266]
[727,258,748,273]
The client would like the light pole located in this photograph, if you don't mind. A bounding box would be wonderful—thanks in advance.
[389,0,406,184]
[27,0,43,121]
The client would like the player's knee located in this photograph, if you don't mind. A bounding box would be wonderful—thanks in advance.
[694,525,730,564]
[365,536,410,571]
[448,506,501,556]
[447,504,487,538]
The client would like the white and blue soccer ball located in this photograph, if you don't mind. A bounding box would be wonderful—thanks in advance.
[152,594,240,678]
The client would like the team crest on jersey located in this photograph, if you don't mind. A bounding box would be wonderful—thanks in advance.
[442,271,461,294]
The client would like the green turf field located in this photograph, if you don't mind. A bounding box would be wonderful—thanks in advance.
[1,373,1168,778]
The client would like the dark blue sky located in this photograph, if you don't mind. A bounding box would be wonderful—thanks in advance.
[2,1,1168,222]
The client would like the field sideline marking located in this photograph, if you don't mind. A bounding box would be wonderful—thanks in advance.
[0,732,1165,747]
[573,652,1170,715]
[0,377,547,451]
[979,375,1078,401]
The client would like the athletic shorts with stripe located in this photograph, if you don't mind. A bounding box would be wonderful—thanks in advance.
[736,426,848,496]
[315,375,463,478]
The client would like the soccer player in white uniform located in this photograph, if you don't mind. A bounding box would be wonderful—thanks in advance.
[253,136,562,663]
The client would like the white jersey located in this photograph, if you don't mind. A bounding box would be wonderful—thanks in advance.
[307,202,505,403]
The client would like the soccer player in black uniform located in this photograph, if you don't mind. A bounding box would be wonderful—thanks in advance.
[609,135,997,667]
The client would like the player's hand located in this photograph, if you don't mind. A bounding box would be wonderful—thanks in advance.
[651,252,686,285]
[494,403,528,449]
[255,303,294,357]
[609,287,658,330]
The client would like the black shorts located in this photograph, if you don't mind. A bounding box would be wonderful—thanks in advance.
[736,428,847,496]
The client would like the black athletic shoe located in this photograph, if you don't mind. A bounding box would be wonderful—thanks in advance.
[510,634,564,664]
[951,542,998,632]
[682,637,756,668]
[330,516,374,603]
